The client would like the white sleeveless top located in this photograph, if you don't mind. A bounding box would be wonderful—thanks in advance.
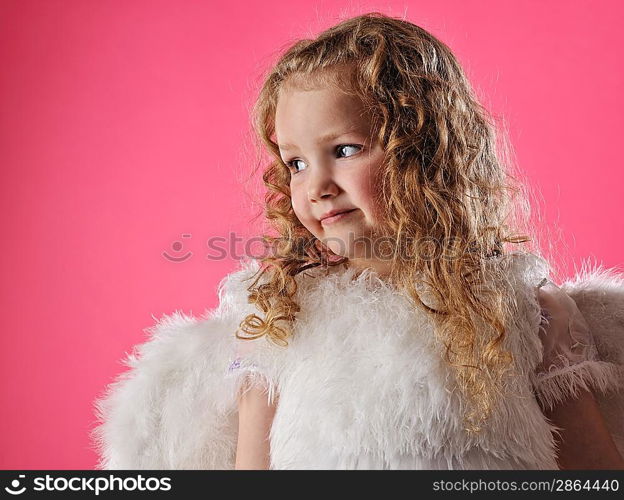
[224,252,622,469]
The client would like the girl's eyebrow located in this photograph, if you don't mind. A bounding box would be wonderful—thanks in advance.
[278,129,363,151]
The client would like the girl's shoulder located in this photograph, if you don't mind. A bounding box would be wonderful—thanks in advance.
[212,259,264,315]
[484,250,550,287]
[477,251,552,318]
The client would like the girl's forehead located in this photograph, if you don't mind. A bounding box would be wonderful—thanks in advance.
[276,86,368,124]
[275,94,371,146]
[274,85,377,149]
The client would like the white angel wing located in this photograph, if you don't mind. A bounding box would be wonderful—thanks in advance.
[561,264,624,457]
[90,311,241,469]
[90,260,267,469]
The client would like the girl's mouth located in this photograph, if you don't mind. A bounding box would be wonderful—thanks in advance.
[321,209,358,225]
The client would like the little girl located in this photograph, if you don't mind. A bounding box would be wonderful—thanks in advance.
[92,13,624,470]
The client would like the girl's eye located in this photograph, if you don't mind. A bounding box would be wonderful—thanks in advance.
[336,144,361,158]
[287,159,306,174]
[286,144,362,175]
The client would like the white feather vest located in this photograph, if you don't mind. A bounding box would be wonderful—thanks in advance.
[91,252,624,469]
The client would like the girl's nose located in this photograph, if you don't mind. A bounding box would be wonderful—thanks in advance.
[307,165,339,202]
[307,177,339,202]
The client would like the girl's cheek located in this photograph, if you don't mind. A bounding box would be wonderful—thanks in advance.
[292,189,306,214]
[291,194,309,225]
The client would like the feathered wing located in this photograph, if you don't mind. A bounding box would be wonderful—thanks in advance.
[90,260,267,470]
[538,263,624,457]
[562,265,624,456]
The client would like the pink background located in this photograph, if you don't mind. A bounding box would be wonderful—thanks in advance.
[1,0,622,469]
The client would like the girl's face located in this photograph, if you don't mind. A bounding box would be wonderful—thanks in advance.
[274,83,391,275]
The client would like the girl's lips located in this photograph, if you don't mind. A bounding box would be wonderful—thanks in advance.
[321,209,358,225]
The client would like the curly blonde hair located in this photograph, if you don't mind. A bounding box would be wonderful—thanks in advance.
[236,12,539,433]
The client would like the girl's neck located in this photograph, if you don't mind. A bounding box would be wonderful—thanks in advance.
[346,258,392,278]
